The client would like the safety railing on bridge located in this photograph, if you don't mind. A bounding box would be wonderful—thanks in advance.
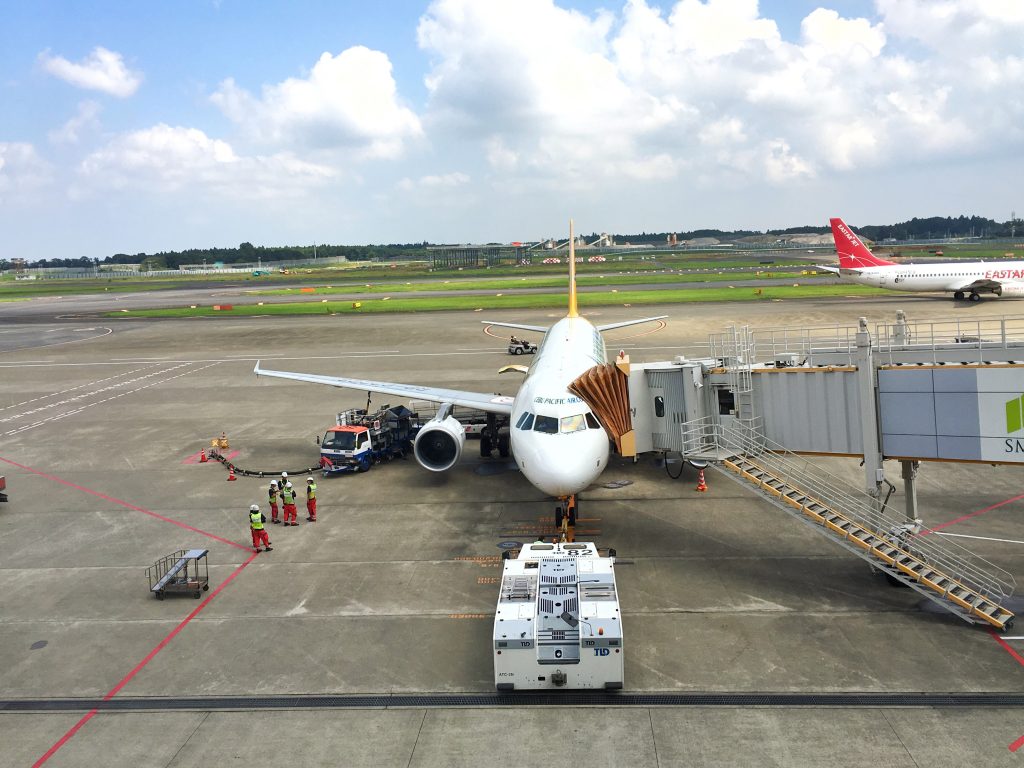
[682,417,1016,630]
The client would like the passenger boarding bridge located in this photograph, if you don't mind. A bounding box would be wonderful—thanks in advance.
[570,313,1024,631]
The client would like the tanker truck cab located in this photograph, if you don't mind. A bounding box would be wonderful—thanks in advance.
[320,425,374,472]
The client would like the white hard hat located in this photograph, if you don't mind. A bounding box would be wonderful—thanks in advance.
[270,480,278,486]
[249,504,259,512]
[286,481,293,488]
[281,471,288,477]
[307,477,314,482]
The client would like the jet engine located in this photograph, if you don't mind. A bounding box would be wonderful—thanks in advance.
[996,282,1024,298]
[413,404,466,472]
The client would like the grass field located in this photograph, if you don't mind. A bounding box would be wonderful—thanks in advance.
[248,269,824,296]
[110,284,886,318]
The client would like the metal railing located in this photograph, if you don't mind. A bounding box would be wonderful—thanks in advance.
[688,419,1016,606]
[707,315,1024,367]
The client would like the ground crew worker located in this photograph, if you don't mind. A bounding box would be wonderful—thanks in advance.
[281,481,298,526]
[306,476,318,521]
[268,480,280,524]
[249,504,272,553]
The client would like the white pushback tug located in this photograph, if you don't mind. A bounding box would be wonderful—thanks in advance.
[493,541,623,690]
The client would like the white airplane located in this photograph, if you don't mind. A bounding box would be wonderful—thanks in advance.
[821,217,1024,302]
[255,222,665,526]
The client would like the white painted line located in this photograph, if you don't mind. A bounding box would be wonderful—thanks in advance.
[934,532,1024,546]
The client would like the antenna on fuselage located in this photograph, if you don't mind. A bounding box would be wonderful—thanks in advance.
[568,219,579,318]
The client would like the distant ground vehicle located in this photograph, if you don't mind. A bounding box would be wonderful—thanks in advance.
[0,475,7,502]
[319,405,418,474]
[508,338,537,355]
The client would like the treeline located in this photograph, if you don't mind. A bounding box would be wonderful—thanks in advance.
[610,215,1018,245]
[6,214,1020,270]
[9,241,431,270]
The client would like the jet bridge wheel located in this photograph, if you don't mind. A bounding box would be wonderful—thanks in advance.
[953,291,965,301]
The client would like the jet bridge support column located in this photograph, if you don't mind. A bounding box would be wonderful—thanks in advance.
[901,460,920,522]
[856,317,884,508]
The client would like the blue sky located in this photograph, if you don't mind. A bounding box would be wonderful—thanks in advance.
[1,0,1021,260]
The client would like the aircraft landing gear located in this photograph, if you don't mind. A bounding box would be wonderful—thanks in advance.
[554,495,578,529]
[953,291,964,301]
[969,292,981,302]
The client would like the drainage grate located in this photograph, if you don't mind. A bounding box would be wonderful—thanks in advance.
[4,692,1024,712]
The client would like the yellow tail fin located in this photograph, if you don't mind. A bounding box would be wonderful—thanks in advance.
[568,219,578,318]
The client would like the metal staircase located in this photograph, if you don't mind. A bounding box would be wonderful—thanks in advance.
[685,419,1016,631]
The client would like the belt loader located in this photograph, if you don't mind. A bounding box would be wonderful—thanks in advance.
[493,541,622,690]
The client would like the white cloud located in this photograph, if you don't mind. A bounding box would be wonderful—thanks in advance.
[49,100,102,144]
[78,124,335,199]
[0,143,52,203]
[39,47,142,98]
[397,172,470,191]
[211,47,422,158]
[414,0,1024,189]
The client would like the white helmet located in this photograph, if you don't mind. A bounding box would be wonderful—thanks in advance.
[307,477,314,482]
[281,471,288,478]
[249,504,259,512]
[270,480,278,487]
[286,481,293,488]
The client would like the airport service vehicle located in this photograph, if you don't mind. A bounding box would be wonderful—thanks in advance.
[507,338,538,355]
[0,475,7,503]
[319,405,417,474]
[821,217,1024,302]
[255,220,665,523]
[493,541,622,690]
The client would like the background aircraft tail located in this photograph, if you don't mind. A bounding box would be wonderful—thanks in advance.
[830,217,896,269]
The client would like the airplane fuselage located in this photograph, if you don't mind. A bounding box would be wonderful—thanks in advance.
[841,261,1024,295]
[509,315,610,497]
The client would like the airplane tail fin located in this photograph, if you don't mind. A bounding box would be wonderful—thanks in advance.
[568,218,579,317]
[830,217,896,268]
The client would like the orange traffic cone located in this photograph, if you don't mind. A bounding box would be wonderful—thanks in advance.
[695,468,707,492]
[227,465,237,481]
[199,448,208,463]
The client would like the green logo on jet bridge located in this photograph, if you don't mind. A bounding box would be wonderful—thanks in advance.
[1006,394,1024,434]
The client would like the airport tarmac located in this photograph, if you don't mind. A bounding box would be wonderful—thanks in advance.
[1,294,1022,767]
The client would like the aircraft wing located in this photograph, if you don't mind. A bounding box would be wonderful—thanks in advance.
[955,278,1001,293]
[481,320,549,333]
[596,316,667,332]
[254,361,514,415]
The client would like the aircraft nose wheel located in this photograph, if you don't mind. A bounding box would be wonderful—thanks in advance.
[554,495,578,529]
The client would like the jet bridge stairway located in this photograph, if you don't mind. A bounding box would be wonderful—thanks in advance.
[696,421,1016,631]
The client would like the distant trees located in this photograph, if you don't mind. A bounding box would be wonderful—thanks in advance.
[8,214,1020,269]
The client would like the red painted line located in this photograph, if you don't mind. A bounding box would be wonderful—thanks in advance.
[921,492,1024,535]
[989,629,1024,668]
[32,552,258,767]
[1011,734,1024,753]
[0,456,251,551]
[31,709,99,768]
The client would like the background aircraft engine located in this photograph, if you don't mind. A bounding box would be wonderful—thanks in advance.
[996,282,1024,297]
[413,407,466,472]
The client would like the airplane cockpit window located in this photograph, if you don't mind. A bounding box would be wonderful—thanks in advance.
[517,412,535,430]
[560,414,587,433]
[533,415,559,434]
[585,413,601,429]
